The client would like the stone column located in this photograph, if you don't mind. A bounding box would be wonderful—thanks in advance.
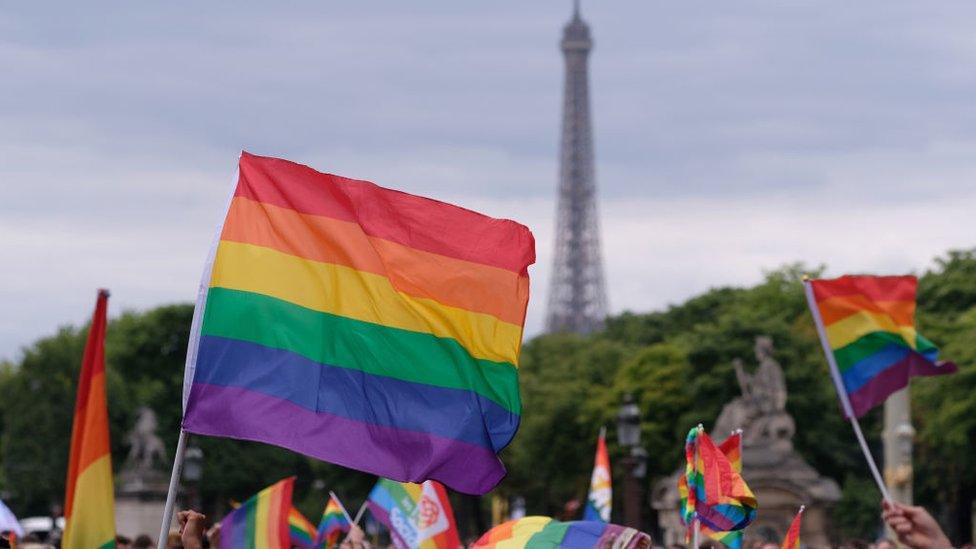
[883,387,914,504]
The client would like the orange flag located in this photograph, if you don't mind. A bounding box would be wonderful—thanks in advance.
[63,289,116,549]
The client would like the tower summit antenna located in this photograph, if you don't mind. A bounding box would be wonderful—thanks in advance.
[545,3,608,334]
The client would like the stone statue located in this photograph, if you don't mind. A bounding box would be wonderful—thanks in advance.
[653,335,841,547]
[715,336,793,447]
[126,407,167,471]
[733,335,787,415]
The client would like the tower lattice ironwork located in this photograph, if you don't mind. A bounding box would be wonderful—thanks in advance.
[545,2,609,334]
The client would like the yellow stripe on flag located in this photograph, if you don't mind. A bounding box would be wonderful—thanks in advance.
[210,240,523,365]
[824,309,917,350]
[63,455,115,549]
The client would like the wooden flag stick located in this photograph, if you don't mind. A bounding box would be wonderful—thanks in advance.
[803,279,892,502]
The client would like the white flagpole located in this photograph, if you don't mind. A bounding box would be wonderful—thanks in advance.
[351,501,368,526]
[158,166,242,543]
[803,278,891,502]
[330,491,356,525]
[157,429,188,545]
[692,518,700,549]
[691,424,703,549]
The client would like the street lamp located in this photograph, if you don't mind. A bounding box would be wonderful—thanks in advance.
[617,394,646,531]
[183,445,204,510]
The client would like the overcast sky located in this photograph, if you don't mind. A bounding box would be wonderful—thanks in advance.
[3,2,976,361]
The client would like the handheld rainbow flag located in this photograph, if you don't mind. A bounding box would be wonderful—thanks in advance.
[679,430,743,549]
[681,426,756,536]
[805,275,956,418]
[780,506,804,549]
[472,517,651,549]
[315,494,350,549]
[63,290,116,549]
[582,427,611,522]
[367,479,461,549]
[182,152,535,494]
[289,506,317,549]
[219,477,294,549]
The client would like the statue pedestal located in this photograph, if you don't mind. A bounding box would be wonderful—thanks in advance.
[652,337,841,547]
[115,468,175,539]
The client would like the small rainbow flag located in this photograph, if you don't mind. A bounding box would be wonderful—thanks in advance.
[182,152,535,494]
[368,479,461,549]
[582,428,611,522]
[780,506,803,549]
[315,495,349,549]
[681,426,756,534]
[289,506,317,549]
[679,431,743,549]
[63,290,116,549]
[680,431,743,548]
[805,275,957,418]
[219,477,294,549]
[472,517,650,549]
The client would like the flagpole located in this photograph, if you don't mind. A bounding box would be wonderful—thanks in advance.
[158,167,241,545]
[803,278,891,502]
[692,518,700,549]
[330,491,356,525]
[157,429,188,545]
[351,501,368,526]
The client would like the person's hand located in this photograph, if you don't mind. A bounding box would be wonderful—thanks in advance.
[882,500,952,549]
[177,509,208,549]
[206,523,222,548]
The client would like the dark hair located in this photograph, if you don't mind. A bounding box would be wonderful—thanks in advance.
[117,535,133,544]
[133,534,155,548]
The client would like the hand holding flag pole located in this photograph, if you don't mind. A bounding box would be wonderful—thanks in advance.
[802,277,892,502]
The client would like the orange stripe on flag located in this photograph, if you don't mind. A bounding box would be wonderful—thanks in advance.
[220,196,529,325]
[817,294,915,327]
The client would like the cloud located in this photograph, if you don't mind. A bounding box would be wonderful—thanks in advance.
[3,1,976,358]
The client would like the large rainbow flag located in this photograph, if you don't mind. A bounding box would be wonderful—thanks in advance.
[679,430,743,549]
[182,152,535,494]
[63,290,116,549]
[219,477,294,549]
[681,426,756,535]
[367,479,461,549]
[582,429,611,522]
[805,275,957,417]
[315,494,349,549]
[289,506,317,549]
[472,517,650,549]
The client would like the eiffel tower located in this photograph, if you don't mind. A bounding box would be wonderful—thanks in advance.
[545,1,609,334]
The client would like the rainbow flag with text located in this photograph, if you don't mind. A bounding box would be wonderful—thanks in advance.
[182,152,535,494]
[806,275,956,417]
[582,429,611,522]
[368,479,461,549]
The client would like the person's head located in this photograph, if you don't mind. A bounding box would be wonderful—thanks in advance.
[875,538,896,549]
[759,543,779,549]
[116,535,133,549]
[133,534,155,549]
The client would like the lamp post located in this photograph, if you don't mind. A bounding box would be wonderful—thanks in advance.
[183,445,204,511]
[617,394,646,530]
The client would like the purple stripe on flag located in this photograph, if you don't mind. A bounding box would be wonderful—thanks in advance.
[183,383,506,494]
[848,353,957,418]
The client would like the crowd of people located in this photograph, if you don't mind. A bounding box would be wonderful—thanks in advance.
[0,499,967,548]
